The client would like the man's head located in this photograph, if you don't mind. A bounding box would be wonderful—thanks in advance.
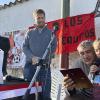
[93,38,100,58]
[77,40,96,65]
[33,9,45,28]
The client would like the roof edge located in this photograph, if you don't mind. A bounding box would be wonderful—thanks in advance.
[0,0,29,10]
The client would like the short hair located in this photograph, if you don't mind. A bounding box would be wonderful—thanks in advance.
[93,38,100,49]
[77,40,94,51]
[33,9,45,17]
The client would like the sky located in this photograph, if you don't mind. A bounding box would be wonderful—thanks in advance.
[0,0,15,5]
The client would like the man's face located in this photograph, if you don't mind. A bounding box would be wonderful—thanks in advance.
[34,13,45,28]
[78,47,95,65]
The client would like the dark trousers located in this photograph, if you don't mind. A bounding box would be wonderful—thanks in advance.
[2,51,9,76]
[24,62,51,100]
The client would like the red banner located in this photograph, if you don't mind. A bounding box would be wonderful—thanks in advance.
[47,13,96,54]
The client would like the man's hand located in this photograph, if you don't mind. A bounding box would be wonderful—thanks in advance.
[90,65,98,74]
[63,75,76,90]
[32,57,39,65]
[38,59,45,66]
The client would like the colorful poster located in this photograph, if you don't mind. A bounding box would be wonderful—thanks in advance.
[4,30,27,68]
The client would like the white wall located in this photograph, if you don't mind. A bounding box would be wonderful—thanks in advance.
[0,0,99,37]
[70,0,100,38]
[0,0,61,33]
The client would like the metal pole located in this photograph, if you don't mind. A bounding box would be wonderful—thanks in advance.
[61,0,70,69]
[56,0,70,99]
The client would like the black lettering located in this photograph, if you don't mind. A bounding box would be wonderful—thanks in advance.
[79,32,84,40]
[77,16,83,25]
[73,36,78,43]
[70,17,76,26]
[67,36,72,44]
[62,37,67,45]
[84,30,90,38]
[89,28,95,37]
[70,16,83,26]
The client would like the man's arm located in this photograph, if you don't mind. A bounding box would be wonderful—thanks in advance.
[63,59,82,96]
[63,75,76,96]
[23,31,34,63]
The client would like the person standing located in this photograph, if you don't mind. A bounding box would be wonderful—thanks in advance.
[23,9,57,100]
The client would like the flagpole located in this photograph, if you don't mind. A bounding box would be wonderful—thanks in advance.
[60,0,70,70]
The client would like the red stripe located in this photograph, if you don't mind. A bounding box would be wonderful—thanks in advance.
[0,82,42,91]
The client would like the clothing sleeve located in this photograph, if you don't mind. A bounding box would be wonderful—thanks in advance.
[23,31,33,62]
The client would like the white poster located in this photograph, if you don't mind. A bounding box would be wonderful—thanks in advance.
[2,30,27,68]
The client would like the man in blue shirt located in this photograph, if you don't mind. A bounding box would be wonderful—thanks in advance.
[23,9,57,100]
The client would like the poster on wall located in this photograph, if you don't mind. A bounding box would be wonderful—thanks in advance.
[2,30,27,68]
[47,13,96,54]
